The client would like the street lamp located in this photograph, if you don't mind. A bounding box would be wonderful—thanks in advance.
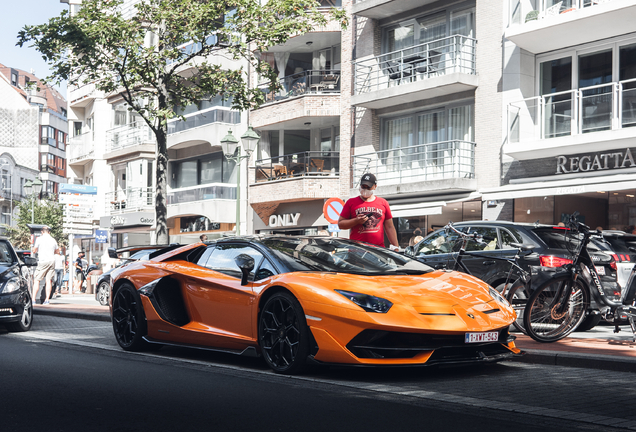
[220,127,260,236]
[23,177,43,224]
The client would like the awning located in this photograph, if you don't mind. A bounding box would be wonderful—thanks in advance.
[481,173,636,201]
[391,201,446,218]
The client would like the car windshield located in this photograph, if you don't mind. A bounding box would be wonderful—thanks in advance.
[0,241,16,265]
[261,237,433,275]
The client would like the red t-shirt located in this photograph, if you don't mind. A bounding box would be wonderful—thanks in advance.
[340,196,393,247]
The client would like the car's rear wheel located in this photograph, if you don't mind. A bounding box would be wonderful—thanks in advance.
[112,283,150,351]
[259,292,310,374]
[7,297,33,332]
[97,282,109,306]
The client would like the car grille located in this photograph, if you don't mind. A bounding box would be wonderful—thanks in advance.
[346,329,510,359]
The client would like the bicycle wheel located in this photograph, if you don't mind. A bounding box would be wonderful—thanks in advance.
[523,275,590,343]
[504,279,530,334]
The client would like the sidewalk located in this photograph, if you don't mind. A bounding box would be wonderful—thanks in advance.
[33,294,636,372]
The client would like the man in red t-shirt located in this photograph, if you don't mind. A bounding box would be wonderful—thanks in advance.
[338,173,399,249]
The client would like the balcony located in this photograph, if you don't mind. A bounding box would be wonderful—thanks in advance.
[249,151,341,204]
[167,184,236,204]
[105,187,154,215]
[67,132,95,166]
[167,108,241,150]
[506,0,636,53]
[352,0,437,20]
[105,122,155,155]
[506,78,636,159]
[69,83,97,108]
[353,141,476,196]
[352,35,478,109]
[251,70,341,129]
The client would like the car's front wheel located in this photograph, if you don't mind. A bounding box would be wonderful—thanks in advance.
[112,283,150,351]
[259,292,310,374]
[6,296,33,332]
[96,282,109,306]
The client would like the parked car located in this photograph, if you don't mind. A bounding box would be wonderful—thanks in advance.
[0,239,38,332]
[95,247,158,306]
[108,236,520,374]
[591,230,636,291]
[405,221,618,331]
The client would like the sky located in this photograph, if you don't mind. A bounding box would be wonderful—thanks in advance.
[0,0,68,94]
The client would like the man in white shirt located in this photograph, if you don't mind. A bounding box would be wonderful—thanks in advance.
[32,226,59,305]
[53,251,65,298]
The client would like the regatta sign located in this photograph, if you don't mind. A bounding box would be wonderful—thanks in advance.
[556,148,636,174]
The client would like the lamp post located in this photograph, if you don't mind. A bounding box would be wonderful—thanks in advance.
[23,177,43,224]
[220,127,260,236]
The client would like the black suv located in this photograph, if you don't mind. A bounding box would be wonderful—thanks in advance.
[405,221,619,330]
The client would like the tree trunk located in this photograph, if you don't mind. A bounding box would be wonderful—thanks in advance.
[155,127,169,245]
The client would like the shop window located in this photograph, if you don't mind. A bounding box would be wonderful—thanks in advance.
[514,196,555,225]
[180,216,220,233]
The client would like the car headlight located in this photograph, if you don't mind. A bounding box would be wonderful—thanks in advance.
[335,289,393,313]
[489,286,510,307]
[1,277,20,294]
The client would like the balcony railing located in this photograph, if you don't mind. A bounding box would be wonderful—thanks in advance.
[353,141,476,186]
[167,108,240,135]
[105,187,154,214]
[354,35,476,95]
[167,184,236,204]
[259,70,341,105]
[67,132,94,162]
[106,122,154,153]
[509,0,612,27]
[508,78,636,143]
[69,83,96,104]
[253,151,340,183]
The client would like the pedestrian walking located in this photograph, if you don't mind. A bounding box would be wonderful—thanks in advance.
[53,250,65,298]
[338,173,400,250]
[73,251,87,294]
[32,226,59,305]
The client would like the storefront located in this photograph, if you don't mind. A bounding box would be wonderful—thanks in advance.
[483,147,636,230]
[168,215,235,244]
[253,200,330,235]
[99,211,155,248]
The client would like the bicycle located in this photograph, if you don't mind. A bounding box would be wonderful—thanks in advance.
[439,222,534,333]
[523,212,636,343]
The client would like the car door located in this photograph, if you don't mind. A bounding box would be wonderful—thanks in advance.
[183,243,263,340]
[460,226,512,284]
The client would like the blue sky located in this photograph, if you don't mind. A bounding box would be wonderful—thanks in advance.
[0,0,68,93]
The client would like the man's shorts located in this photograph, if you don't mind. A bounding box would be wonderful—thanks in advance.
[76,270,86,281]
[34,261,56,282]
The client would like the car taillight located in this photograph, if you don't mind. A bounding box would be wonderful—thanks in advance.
[610,261,617,271]
[612,254,620,262]
[625,255,631,262]
[540,255,573,267]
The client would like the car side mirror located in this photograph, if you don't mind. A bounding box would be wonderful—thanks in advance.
[23,256,37,266]
[234,254,255,286]
[108,247,118,259]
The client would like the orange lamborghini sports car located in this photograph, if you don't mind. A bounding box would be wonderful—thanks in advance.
[108,236,521,374]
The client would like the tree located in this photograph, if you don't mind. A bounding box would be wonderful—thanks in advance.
[18,0,346,244]
[5,196,67,251]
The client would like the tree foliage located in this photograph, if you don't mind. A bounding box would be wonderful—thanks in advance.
[5,196,67,251]
[18,0,347,243]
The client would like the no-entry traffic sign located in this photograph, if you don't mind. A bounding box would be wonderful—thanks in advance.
[323,198,345,224]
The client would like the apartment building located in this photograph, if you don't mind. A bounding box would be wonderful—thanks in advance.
[488,0,636,229]
[0,64,66,226]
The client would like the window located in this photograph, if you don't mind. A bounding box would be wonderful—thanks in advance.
[61,107,67,118]
[254,259,277,281]
[415,230,460,256]
[171,152,233,188]
[74,122,82,136]
[464,227,499,251]
[499,229,520,249]
[200,244,264,280]
[11,73,17,86]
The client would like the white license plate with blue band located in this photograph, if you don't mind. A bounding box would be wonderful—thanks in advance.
[465,331,499,343]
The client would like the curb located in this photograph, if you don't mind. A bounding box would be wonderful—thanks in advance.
[510,349,636,373]
[33,308,111,323]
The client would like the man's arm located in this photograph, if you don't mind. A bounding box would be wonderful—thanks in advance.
[338,214,368,230]
[384,218,399,248]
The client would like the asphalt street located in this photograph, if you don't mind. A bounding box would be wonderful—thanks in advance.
[2,315,636,431]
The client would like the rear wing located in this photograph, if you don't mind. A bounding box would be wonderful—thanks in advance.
[108,244,181,260]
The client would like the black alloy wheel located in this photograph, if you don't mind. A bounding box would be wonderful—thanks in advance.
[97,282,110,306]
[259,292,310,374]
[112,283,149,351]
[7,296,33,332]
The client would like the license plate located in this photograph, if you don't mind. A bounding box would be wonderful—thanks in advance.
[465,331,499,343]
[596,266,605,275]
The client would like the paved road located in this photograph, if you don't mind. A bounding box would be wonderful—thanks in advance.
[3,315,636,431]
